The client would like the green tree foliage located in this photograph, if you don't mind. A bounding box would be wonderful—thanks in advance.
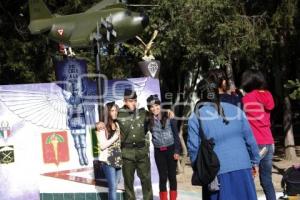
[285,79,300,99]
[126,0,277,99]
[124,0,300,103]
[0,0,299,90]
[0,1,52,84]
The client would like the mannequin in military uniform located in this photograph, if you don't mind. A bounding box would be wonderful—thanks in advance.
[118,89,153,200]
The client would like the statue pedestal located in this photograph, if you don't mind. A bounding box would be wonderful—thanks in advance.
[138,60,160,79]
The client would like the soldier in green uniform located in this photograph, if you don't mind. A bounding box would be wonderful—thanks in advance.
[118,89,153,200]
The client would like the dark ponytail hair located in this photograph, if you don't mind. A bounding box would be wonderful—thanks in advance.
[197,69,229,124]
[208,69,229,91]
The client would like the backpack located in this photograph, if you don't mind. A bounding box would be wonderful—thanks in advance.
[191,106,220,186]
[281,166,300,196]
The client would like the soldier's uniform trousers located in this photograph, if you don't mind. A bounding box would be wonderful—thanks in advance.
[122,146,153,200]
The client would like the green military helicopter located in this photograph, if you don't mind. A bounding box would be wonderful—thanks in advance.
[28,0,149,54]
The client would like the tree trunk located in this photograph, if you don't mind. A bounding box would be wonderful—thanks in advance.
[177,122,187,174]
[176,66,201,174]
[283,96,297,160]
[225,60,236,92]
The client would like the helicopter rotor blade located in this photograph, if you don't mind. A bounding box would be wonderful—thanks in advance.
[107,31,110,42]
[101,16,117,42]
[112,30,117,37]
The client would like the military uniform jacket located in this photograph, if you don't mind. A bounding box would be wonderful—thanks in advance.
[117,106,149,161]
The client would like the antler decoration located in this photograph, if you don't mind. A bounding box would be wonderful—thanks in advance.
[136,30,158,61]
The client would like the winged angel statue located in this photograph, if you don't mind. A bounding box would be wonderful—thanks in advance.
[0,78,147,165]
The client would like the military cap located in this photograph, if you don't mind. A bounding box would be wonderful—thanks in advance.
[124,88,137,100]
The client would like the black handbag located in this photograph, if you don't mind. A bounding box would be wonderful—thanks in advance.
[281,166,300,196]
[191,108,220,186]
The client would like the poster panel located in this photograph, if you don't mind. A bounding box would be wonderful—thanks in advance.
[0,59,161,200]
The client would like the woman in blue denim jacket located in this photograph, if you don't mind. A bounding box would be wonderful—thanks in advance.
[146,94,180,200]
[188,72,260,200]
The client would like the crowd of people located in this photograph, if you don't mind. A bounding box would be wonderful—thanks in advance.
[96,69,276,200]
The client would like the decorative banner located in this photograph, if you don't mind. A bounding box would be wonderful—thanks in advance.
[0,145,14,164]
[0,62,161,200]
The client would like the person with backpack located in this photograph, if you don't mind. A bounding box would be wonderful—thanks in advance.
[241,69,276,200]
[146,94,180,200]
[188,70,261,200]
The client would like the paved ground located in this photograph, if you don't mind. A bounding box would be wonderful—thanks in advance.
[38,143,300,200]
[177,190,284,200]
[175,152,300,200]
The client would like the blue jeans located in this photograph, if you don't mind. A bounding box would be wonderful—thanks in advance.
[102,163,122,200]
[258,144,276,200]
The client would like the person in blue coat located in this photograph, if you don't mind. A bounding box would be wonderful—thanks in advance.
[188,70,260,200]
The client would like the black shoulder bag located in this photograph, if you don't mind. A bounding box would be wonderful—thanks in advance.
[281,165,300,196]
[191,108,220,186]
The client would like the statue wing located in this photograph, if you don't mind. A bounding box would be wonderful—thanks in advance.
[0,89,69,130]
[148,30,158,45]
[136,36,147,47]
